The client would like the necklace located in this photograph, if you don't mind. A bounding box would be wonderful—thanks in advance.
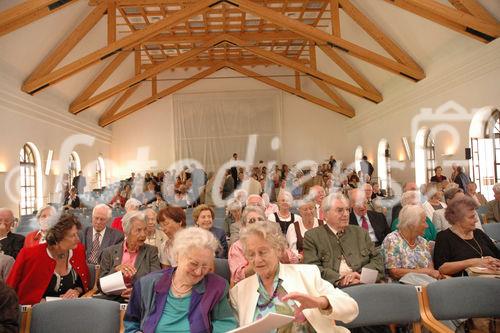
[400,231,416,248]
[171,274,192,296]
[452,228,483,258]
[257,280,281,309]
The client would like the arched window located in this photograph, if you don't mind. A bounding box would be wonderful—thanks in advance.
[377,139,391,194]
[19,142,42,216]
[96,156,106,189]
[469,108,500,200]
[415,128,435,186]
[354,146,363,173]
[68,151,80,186]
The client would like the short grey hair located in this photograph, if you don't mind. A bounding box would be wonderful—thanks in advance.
[245,194,264,208]
[125,198,141,211]
[122,211,146,235]
[171,227,219,259]
[36,205,57,219]
[322,192,349,213]
[92,204,112,220]
[398,205,426,231]
[401,191,421,207]
[227,198,243,212]
[277,190,293,204]
[0,208,14,222]
[239,220,287,254]
[493,183,500,194]
[143,208,157,218]
[241,206,265,226]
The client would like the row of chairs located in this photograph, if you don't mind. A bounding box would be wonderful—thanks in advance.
[18,274,499,333]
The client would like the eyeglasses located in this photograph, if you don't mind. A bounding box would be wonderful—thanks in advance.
[186,258,211,273]
[248,217,266,224]
[245,248,273,261]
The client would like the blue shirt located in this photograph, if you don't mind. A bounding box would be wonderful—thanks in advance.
[155,290,191,333]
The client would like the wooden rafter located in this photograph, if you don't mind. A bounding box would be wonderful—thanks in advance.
[141,58,279,70]
[225,35,382,103]
[99,64,224,126]
[107,0,116,45]
[449,0,497,24]
[226,62,355,118]
[146,31,302,44]
[231,0,425,81]
[22,0,219,94]
[24,2,107,85]
[0,0,77,37]
[70,34,227,114]
[338,0,422,70]
[330,0,341,37]
[384,0,499,42]
[99,83,141,124]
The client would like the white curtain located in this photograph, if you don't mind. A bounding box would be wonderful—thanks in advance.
[173,91,282,173]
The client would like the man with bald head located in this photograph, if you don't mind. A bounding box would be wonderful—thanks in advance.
[0,208,24,259]
[80,204,124,264]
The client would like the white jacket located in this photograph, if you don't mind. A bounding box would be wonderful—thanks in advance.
[230,263,359,332]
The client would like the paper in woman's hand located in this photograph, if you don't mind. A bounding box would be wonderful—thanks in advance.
[227,313,294,333]
[100,271,127,295]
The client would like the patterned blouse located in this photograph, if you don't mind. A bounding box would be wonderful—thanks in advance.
[253,270,316,333]
[382,231,432,270]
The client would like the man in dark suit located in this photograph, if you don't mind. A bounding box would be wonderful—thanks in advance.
[80,204,124,264]
[0,208,25,259]
[222,169,235,200]
[72,171,86,194]
[349,189,390,247]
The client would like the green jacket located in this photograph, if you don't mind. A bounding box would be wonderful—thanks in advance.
[303,224,384,286]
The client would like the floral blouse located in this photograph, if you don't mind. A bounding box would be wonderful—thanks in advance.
[382,231,432,270]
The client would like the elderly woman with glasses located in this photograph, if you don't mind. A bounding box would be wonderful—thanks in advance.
[230,220,358,332]
[99,211,161,301]
[124,227,237,333]
[228,206,298,285]
[24,205,57,248]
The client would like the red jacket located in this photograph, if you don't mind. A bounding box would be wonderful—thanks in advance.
[6,243,90,305]
[23,230,45,248]
[111,216,124,232]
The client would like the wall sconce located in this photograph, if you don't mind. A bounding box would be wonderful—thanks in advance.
[401,137,412,160]
[0,162,7,173]
[398,152,405,162]
[45,150,53,176]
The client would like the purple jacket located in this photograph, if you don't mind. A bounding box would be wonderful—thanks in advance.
[124,268,230,333]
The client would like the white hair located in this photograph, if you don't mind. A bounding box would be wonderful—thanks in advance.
[227,198,243,212]
[122,211,146,235]
[36,205,57,219]
[277,190,293,204]
[171,227,219,259]
[245,194,264,207]
[92,204,112,220]
[322,192,349,213]
[398,205,426,231]
[401,191,421,207]
[493,183,500,194]
[125,198,141,211]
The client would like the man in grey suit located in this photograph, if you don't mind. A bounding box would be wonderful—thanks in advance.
[99,211,160,301]
[485,183,500,223]
[80,204,124,264]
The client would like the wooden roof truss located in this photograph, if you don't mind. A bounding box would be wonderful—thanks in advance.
[0,0,497,126]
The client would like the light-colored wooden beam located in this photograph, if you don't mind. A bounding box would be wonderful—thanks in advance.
[99,83,141,123]
[22,0,218,94]
[226,62,355,118]
[318,45,379,95]
[231,0,425,81]
[330,0,341,37]
[0,0,60,26]
[385,0,498,42]
[225,35,382,102]
[107,0,116,45]
[99,65,224,126]
[452,0,498,24]
[134,47,141,74]
[338,0,422,71]
[152,75,157,95]
[70,34,226,114]
[146,31,302,44]
[72,50,130,106]
[448,0,472,14]
[295,71,301,91]
[24,2,107,84]
[404,0,500,37]
[0,0,76,37]
[141,58,278,70]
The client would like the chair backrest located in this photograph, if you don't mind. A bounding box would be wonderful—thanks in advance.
[482,223,500,241]
[214,258,230,282]
[30,298,120,333]
[425,277,500,320]
[341,283,421,327]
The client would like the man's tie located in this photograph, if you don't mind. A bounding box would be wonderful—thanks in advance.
[88,232,101,264]
[361,215,369,231]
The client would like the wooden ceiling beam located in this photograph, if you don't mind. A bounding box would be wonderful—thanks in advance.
[146,31,302,44]
[384,0,499,42]
[24,3,107,84]
[22,0,218,94]
[141,58,281,69]
[226,62,354,118]
[0,0,63,26]
[330,0,341,37]
[338,0,422,71]
[99,64,224,126]
[107,0,116,45]
[69,34,226,114]
[225,35,382,103]
[99,83,141,124]
[450,0,498,24]
[231,0,425,81]
[0,0,77,37]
